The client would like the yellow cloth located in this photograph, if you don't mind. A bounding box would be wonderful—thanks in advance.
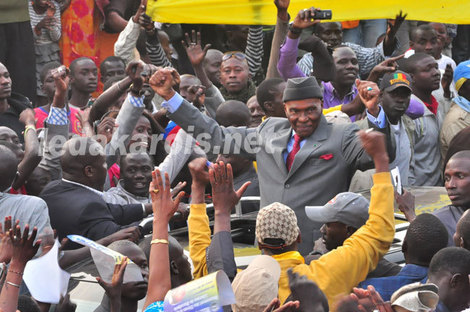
[188,203,210,279]
[147,0,470,25]
[276,172,395,310]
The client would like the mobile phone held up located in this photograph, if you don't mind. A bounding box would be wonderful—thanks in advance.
[310,10,332,20]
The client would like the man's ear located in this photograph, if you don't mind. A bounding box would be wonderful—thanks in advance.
[460,237,466,249]
[83,165,94,178]
[402,240,408,254]
[450,273,468,289]
[170,259,179,275]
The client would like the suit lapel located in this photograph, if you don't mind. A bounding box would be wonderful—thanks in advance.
[269,128,292,176]
[287,116,330,178]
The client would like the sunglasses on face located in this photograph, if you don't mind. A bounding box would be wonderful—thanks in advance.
[222,51,247,62]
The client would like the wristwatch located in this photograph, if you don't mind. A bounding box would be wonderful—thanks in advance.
[289,23,302,35]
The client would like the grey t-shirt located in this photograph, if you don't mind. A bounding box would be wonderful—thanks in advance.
[0,192,51,238]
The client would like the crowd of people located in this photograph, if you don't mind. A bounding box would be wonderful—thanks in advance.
[1,0,470,311]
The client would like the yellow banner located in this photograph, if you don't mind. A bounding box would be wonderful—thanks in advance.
[147,0,470,25]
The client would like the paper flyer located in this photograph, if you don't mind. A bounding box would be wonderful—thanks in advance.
[67,234,143,283]
[164,270,235,312]
[391,166,402,195]
[23,239,70,304]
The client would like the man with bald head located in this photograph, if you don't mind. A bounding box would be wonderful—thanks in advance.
[203,49,223,88]
[39,137,152,249]
[433,150,470,246]
[0,145,51,237]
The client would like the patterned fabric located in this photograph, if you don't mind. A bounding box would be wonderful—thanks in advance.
[286,134,301,171]
[147,31,172,68]
[246,26,264,77]
[144,301,164,312]
[297,42,388,79]
[47,107,68,125]
[256,202,299,247]
[35,106,84,135]
[128,94,145,108]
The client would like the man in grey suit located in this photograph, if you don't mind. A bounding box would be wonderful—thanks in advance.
[150,68,391,254]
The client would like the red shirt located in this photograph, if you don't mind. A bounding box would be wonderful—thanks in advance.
[34,106,84,135]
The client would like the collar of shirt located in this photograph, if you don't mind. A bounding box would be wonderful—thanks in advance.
[422,96,439,115]
[116,180,151,203]
[62,178,103,196]
[283,130,308,163]
[398,264,428,279]
[322,81,358,109]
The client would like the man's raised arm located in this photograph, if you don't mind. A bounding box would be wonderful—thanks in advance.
[149,68,257,159]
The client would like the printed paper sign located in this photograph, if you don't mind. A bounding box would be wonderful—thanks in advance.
[164,271,235,312]
[68,234,143,283]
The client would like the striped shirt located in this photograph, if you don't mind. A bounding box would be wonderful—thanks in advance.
[28,1,61,44]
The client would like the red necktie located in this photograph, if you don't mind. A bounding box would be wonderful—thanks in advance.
[286,134,301,171]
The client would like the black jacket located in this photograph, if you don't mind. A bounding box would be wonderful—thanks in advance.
[40,179,144,249]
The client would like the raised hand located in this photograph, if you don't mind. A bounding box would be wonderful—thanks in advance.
[209,161,250,216]
[263,298,299,312]
[358,129,389,173]
[132,0,147,24]
[292,7,321,30]
[441,64,453,98]
[19,108,36,127]
[96,116,117,144]
[96,257,128,312]
[187,85,206,108]
[149,169,185,224]
[126,60,146,95]
[395,189,416,222]
[356,79,380,116]
[384,11,407,55]
[288,269,326,312]
[51,65,70,97]
[367,54,404,82]
[0,217,14,264]
[10,224,41,267]
[149,67,178,100]
[182,30,211,67]
[274,0,290,21]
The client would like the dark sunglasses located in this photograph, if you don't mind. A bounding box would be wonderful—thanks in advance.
[222,51,247,62]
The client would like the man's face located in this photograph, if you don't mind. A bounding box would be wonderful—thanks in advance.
[412,56,441,92]
[332,47,359,86]
[430,23,449,49]
[220,58,249,93]
[203,52,222,87]
[101,61,125,84]
[120,245,149,300]
[121,154,153,197]
[141,64,156,106]
[444,158,470,208]
[411,29,441,59]
[246,96,265,127]
[315,23,342,49]
[130,116,152,148]
[0,63,12,100]
[179,76,199,103]
[458,80,470,102]
[42,70,56,99]
[380,87,411,124]
[320,222,349,251]
[284,98,323,138]
[71,59,98,93]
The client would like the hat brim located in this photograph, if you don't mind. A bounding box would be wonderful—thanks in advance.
[383,83,412,93]
[305,205,333,223]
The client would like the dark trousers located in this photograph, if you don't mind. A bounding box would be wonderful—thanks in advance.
[452,25,470,65]
[0,21,37,105]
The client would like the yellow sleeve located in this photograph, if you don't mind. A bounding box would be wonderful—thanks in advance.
[188,203,210,279]
[293,172,395,310]
[322,105,343,115]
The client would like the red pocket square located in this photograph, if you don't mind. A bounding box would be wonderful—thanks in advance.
[320,154,333,160]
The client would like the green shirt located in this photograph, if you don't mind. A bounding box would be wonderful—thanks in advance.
[0,0,30,24]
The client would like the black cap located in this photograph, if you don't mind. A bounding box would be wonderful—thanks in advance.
[282,77,323,102]
[380,71,412,92]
